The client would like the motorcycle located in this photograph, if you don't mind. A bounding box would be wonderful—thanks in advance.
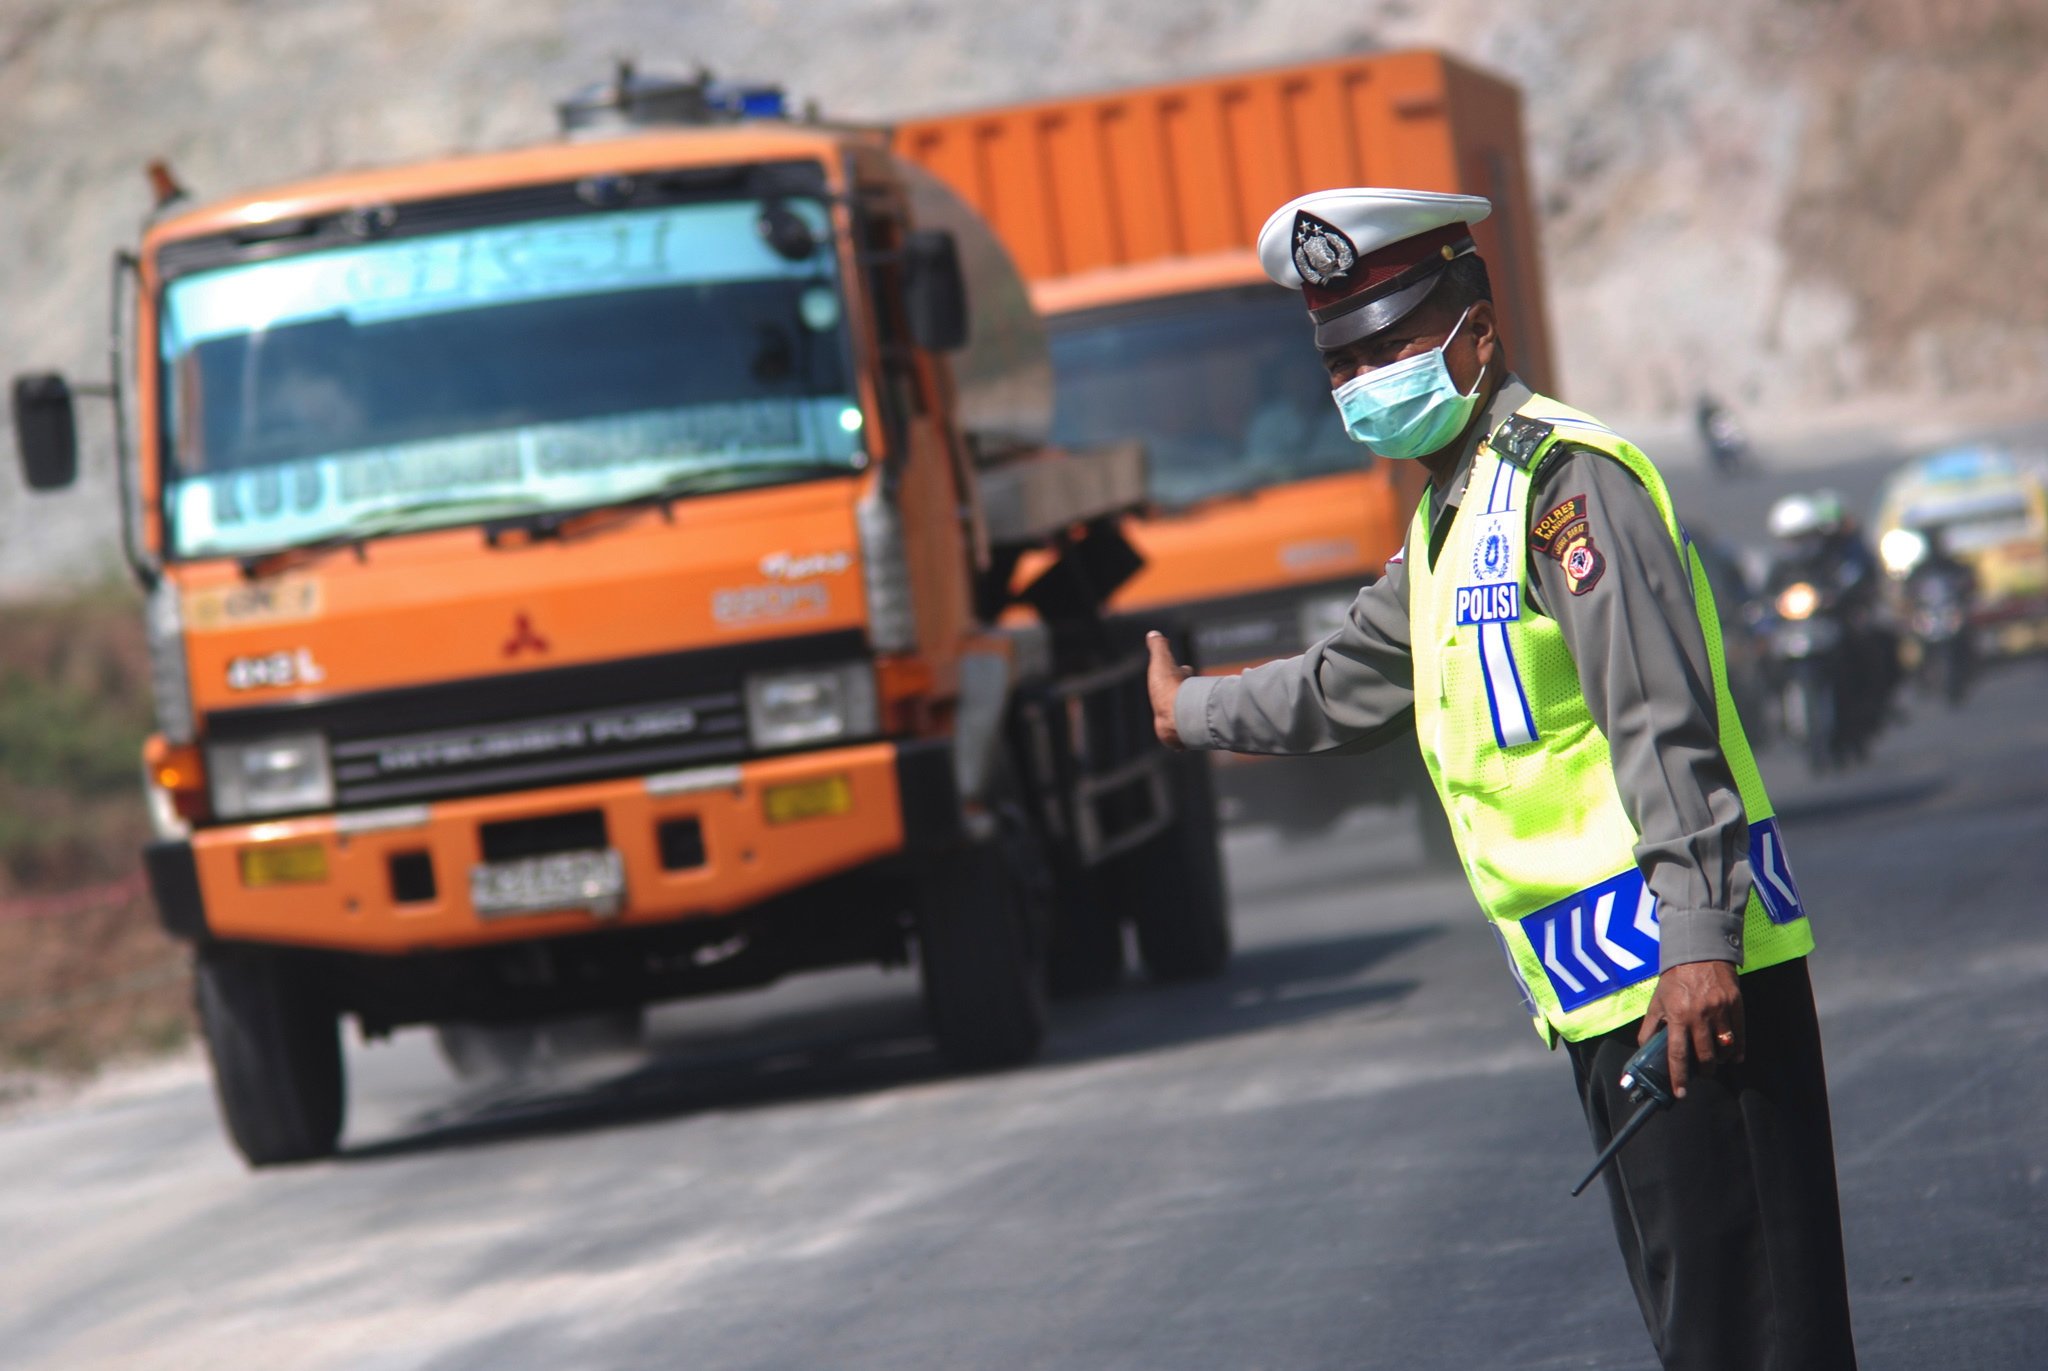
[1762,579,1845,775]
[1903,566,1975,707]
[1758,568,1891,775]
[1703,411,1751,475]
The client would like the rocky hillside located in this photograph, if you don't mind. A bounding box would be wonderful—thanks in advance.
[1,0,2042,587]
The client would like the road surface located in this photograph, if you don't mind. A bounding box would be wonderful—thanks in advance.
[2,448,2044,1369]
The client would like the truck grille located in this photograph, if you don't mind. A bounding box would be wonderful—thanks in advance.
[203,630,865,809]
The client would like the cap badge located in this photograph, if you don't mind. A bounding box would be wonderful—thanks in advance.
[1292,213,1357,288]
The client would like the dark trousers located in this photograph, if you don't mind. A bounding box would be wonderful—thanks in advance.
[1567,959,1858,1371]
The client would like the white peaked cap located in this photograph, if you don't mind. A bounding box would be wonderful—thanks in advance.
[1256,188,1493,349]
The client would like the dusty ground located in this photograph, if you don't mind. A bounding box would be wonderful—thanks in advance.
[4,641,2045,1369]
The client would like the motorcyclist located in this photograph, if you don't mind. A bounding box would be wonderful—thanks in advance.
[1896,525,1978,703]
[1695,391,1750,474]
[1903,525,1975,600]
[1765,492,1896,760]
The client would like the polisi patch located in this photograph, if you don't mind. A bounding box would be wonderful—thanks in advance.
[1456,583,1521,625]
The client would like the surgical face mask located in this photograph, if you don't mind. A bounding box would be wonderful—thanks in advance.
[1330,308,1483,460]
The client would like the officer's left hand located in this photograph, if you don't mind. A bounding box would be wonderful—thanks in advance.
[1145,631,1193,750]
[1640,961,1744,1098]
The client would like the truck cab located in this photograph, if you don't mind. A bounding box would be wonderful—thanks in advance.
[898,51,1557,846]
[11,69,1229,1165]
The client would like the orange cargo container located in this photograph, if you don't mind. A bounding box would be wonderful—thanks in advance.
[898,51,1556,847]
[896,50,1554,391]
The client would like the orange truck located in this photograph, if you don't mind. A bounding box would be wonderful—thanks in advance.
[10,68,1229,1165]
[897,51,1556,849]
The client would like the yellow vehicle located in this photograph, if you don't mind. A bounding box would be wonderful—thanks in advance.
[9,68,1228,1165]
[1875,446,2048,654]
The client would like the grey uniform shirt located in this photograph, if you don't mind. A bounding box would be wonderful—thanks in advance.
[1175,377,1751,969]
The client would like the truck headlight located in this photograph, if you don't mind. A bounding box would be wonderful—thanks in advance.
[206,733,335,819]
[1297,591,1356,647]
[743,663,879,750]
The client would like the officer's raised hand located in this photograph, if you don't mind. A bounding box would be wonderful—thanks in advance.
[1641,961,1745,1098]
[1145,631,1193,750]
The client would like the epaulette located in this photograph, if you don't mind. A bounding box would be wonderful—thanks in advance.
[1489,414,1555,470]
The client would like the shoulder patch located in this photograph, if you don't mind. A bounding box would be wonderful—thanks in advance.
[1531,494,1589,560]
[1490,414,1554,469]
[1563,543,1606,594]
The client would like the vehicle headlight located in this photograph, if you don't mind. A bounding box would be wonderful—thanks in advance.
[743,662,879,750]
[1297,592,1355,647]
[206,733,335,819]
[1878,527,1927,577]
[1775,582,1820,621]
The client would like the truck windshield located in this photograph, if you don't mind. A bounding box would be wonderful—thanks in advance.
[158,196,863,560]
[1047,285,1360,510]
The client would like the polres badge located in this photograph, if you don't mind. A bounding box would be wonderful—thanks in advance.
[1292,212,1357,287]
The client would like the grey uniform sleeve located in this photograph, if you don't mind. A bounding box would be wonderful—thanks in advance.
[1526,449,1751,968]
[1174,558,1417,756]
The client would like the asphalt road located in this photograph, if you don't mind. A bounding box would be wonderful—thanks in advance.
[4,450,2046,1369]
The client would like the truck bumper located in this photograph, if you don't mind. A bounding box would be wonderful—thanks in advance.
[149,739,958,954]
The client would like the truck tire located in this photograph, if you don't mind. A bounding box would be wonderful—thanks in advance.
[1105,751,1232,982]
[916,832,1047,1070]
[1045,872,1125,998]
[195,947,344,1167]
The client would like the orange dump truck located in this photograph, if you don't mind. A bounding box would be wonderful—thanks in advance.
[10,69,1228,1165]
[897,51,1556,847]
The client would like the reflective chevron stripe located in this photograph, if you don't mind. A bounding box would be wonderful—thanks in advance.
[1519,869,1663,1013]
[1749,816,1806,925]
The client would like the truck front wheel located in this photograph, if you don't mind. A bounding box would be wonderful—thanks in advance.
[915,830,1047,1070]
[1105,751,1233,982]
[195,947,345,1167]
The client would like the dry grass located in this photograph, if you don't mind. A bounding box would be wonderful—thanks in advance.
[0,890,192,1075]
[0,586,189,1074]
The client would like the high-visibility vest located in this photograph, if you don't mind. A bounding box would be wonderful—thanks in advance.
[1406,392,1814,1043]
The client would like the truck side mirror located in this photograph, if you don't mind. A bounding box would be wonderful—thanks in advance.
[904,230,969,353]
[11,373,79,491]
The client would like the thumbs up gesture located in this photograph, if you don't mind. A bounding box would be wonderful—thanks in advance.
[1145,631,1193,750]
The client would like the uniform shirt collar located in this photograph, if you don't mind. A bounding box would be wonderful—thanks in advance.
[1436,373,1535,514]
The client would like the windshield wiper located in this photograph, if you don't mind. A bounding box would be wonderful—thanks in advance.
[236,497,548,579]
[481,461,861,545]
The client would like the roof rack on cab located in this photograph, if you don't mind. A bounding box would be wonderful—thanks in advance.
[555,60,790,136]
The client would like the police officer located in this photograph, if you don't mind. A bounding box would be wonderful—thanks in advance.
[1143,189,1858,1370]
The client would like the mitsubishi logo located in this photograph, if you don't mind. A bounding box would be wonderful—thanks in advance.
[503,612,551,658]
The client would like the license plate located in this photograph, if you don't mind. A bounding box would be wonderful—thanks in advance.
[470,848,625,920]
